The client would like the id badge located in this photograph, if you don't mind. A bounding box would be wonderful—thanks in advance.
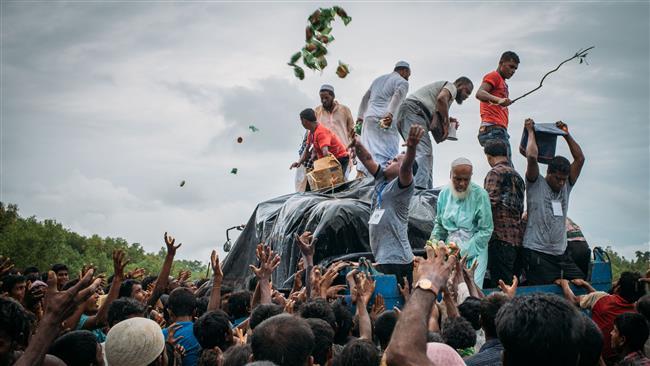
[368,209,385,225]
[551,200,563,217]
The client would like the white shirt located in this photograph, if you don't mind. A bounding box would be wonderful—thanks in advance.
[357,71,409,119]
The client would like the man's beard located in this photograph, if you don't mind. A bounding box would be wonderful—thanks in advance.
[450,182,470,200]
[455,94,464,104]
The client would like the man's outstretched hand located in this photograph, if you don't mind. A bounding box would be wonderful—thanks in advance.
[405,125,425,147]
[499,276,519,298]
[164,232,182,257]
[44,269,101,324]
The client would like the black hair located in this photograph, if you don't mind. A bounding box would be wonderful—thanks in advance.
[500,51,520,64]
[299,298,337,331]
[454,76,473,88]
[484,139,509,158]
[195,296,209,318]
[393,66,409,73]
[459,296,482,331]
[25,273,40,283]
[227,290,252,320]
[333,338,380,366]
[548,156,571,175]
[332,300,354,345]
[441,317,476,350]
[1,274,26,293]
[427,331,444,343]
[168,287,197,317]
[51,264,68,273]
[299,108,317,123]
[307,318,334,366]
[637,294,650,320]
[118,279,141,299]
[250,304,284,330]
[496,293,583,366]
[222,344,252,366]
[198,349,221,366]
[107,297,145,327]
[0,297,35,348]
[480,293,509,338]
[579,317,603,366]
[23,266,39,276]
[614,312,649,352]
[251,314,315,366]
[618,271,646,303]
[62,278,79,291]
[141,275,158,291]
[49,330,99,366]
[374,311,397,350]
[193,310,233,351]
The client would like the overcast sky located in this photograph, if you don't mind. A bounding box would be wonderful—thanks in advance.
[1,1,648,265]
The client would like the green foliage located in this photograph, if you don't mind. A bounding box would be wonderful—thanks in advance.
[604,246,649,280]
[0,202,208,279]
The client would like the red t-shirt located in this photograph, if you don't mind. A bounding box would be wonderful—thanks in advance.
[308,123,349,159]
[479,70,509,128]
[591,294,637,362]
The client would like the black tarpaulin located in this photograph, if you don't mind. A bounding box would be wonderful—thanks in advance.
[221,177,439,289]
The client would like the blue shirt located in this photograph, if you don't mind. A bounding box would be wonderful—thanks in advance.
[162,321,201,366]
[464,338,504,366]
[77,314,106,343]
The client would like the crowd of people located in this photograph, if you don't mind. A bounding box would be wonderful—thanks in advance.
[1,50,648,366]
[1,230,649,366]
[291,51,590,290]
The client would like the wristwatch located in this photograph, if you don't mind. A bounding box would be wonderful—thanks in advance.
[413,278,438,295]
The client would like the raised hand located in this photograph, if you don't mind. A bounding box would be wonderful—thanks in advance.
[0,256,14,278]
[249,244,281,280]
[234,327,248,345]
[164,232,182,257]
[498,276,519,298]
[356,272,376,306]
[296,231,315,259]
[346,269,359,303]
[397,277,410,303]
[415,245,458,296]
[370,293,385,321]
[113,250,129,280]
[556,120,569,133]
[177,270,191,283]
[126,267,145,280]
[211,250,223,283]
[524,118,535,131]
[405,124,425,147]
[326,284,347,300]
[44,269,101,324]
[166,323,185,347]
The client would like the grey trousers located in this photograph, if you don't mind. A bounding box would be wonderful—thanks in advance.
[396,100,433,189]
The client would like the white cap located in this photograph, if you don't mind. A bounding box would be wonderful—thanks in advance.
[320,84,334,93]
[105,317,165,366]
[451,157,473,168]
[395,60,410,69]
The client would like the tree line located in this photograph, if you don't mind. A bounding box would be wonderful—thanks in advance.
[0,201,647,282]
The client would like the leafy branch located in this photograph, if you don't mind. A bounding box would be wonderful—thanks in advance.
[511,46,595,103]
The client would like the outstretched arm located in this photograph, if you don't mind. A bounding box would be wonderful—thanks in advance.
[147,232,181,309]
[524,118,539,182]
[349,136,379,176]
[434,88,453,134]
[557,121,585,186]
[385,246,457,366]
[399,125,425,187]
[207,250,223,311]
[82,250,128,329]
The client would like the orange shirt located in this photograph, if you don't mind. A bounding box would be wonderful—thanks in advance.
[479,70,509,129]
[308,123,349,159]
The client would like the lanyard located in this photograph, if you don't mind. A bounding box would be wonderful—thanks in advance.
[377,182,388,209]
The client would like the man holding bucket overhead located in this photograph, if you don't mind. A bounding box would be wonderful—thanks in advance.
[522,118,586,285]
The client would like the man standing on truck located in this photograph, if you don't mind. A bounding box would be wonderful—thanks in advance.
[475,51,520,159]
[432,158,494,288]
[349,124,425,287]
[356,61,411,176]
[290,108,350,173]
[522,118,585,285]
